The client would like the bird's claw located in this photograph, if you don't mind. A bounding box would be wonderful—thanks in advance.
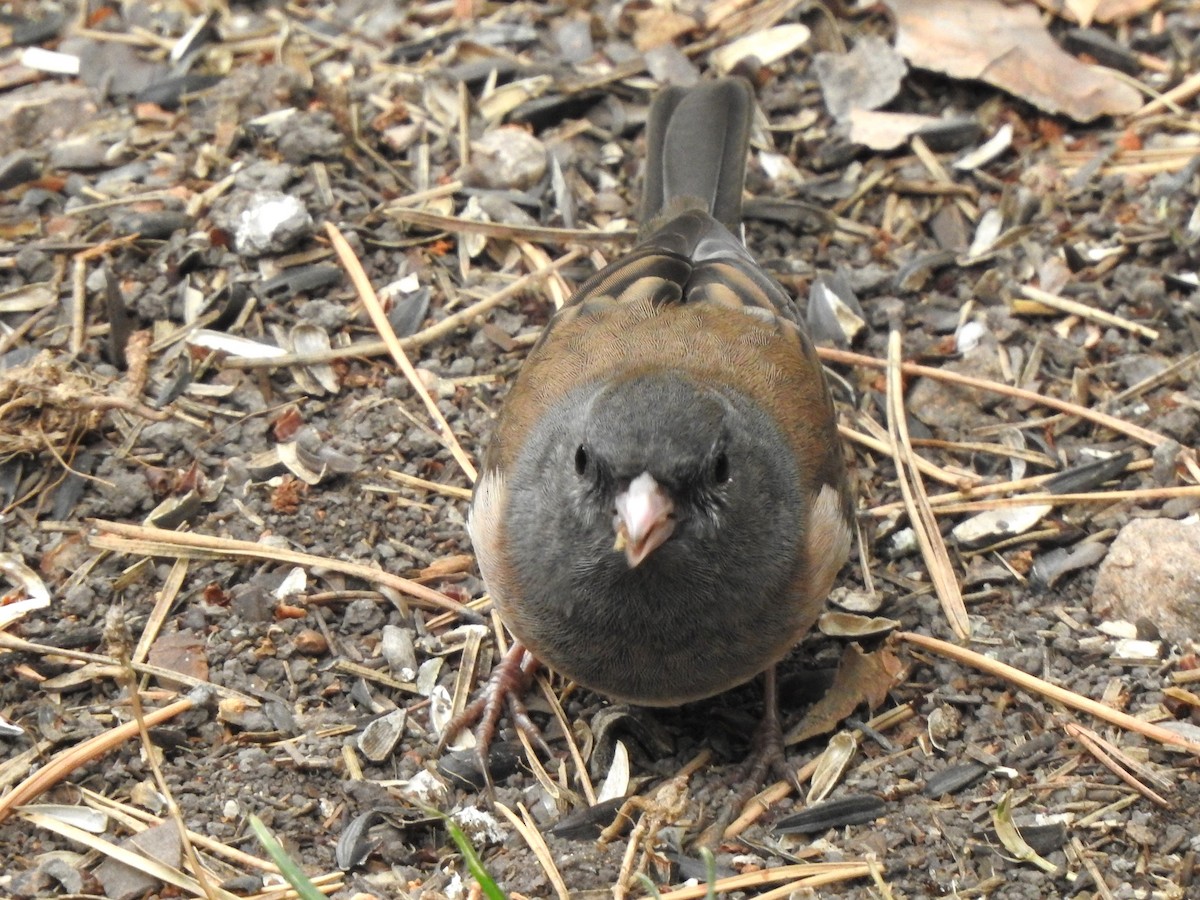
[437,644,551,790]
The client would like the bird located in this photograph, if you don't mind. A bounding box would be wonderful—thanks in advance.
[457,77,853,786]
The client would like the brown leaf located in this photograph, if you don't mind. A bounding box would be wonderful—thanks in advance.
[1031,0,1160,25]
[886,0,1142,122]
[419,554,475,579]
[147,630,209,686]
[785,644,905,745]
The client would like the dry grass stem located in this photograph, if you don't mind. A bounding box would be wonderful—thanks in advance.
[79,788,283,874]
[820,346,1188,457]
[840,423,980,488]
[0,631,258,701]
[906,484,1200,515]
[86,519,466,616]
[132,556,188,666]
[385,205,636,244]
[0,697,194,822]
[658,862,876,898]
[886,330,970,639]
[325,222,478,482]
[898,631,1200,754]
[21,812,243,900]
[1065,723,1172,808]
[867,458,1156,516]
[1133,69,1200,118]
[537,673,598,806]
[495,802,571,900]
[1015,285,1160,340]
[221,248,583,369]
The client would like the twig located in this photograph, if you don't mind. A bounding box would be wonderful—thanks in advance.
[886,330,969,640]
[897,631,1200,754]
[0,697,194,821]
[220,248,583,370]
[86,519,469,618]
[325,222,478,483]
[1014,285,1159,341]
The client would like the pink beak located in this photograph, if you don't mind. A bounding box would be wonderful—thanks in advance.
[613,472,676,568]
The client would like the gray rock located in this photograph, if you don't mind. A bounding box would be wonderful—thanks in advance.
[94,822,181,900]
[1092,517,1200,643]
[465,127,547,191]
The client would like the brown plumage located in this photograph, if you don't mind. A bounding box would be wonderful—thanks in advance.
[460,77,852,779]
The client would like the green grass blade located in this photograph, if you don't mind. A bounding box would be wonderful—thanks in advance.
[248,814,327,900]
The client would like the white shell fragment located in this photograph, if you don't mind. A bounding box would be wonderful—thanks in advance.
[20,47,81,75]
[187,330,287,358]
[952,503,1053,546]
[430,683,474,751]
[712,24,811,74]
[964,207,1004,262]
[1112,638,1162,661]
[818,611,901,640]
[955,320,987,354]
[807,731,858,803]
[1097,620,1138,639]
[289,323,340,393]
[23,804,109,833]
[953,123,1014,171]
[274,567,308,600]
[596,740,631,804]
[358,709,408,762]
[478,74,553,121]
[0,554,50,630]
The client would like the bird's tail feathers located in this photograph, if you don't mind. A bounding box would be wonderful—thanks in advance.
[640,78,754,237]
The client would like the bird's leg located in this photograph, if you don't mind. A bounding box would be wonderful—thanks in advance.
[733,665,794,791]
[437,643,554,785]
[703,667,796,843]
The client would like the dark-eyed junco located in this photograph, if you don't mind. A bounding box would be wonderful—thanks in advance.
[460,78,852,780]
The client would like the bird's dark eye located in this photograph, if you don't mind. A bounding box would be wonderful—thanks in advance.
[713,451,730,484]
[574,445,589,475]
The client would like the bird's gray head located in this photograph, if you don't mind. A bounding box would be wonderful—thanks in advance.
[497,370,807,704]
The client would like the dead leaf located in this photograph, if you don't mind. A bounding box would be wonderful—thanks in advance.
[886,0,1142,122]
[785,644,906,745]
[147,631,209,687]
[1032,0,1160,24]
[630,8,695,51]
[711,23,811,75]
[814,35,907,122]
[847,109,940,151]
